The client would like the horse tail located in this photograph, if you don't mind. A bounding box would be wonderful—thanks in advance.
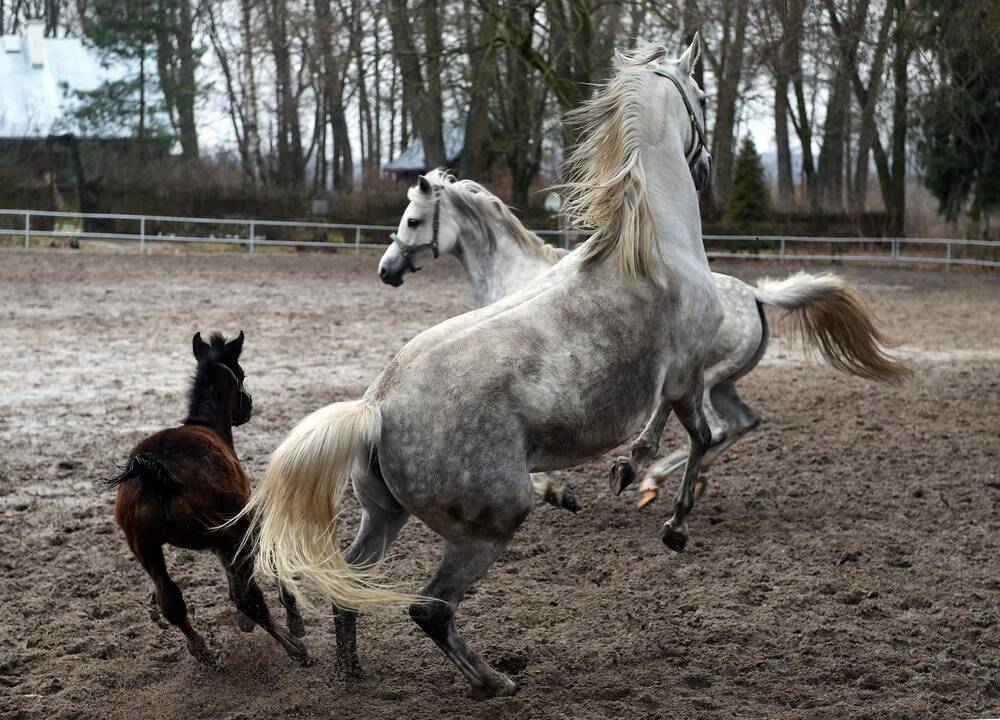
[754,271,912,385]
[236,399,420,611]
[104,454,179,507]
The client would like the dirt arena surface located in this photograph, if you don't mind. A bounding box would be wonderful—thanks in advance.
[1,247,999,720]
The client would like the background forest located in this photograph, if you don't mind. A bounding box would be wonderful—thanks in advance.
[0,0,997,237]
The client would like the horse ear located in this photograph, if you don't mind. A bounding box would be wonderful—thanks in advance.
[417,175,432,194]
[678,32,701,75]
[226,331,245,360]
[192,332,209,361]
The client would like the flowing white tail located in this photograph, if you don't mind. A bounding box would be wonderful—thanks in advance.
[754,271,911,384]
[241,399,419,610]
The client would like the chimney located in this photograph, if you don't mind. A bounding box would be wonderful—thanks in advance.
[25,18,45,68]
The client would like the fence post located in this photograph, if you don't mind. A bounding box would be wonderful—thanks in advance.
[249,221,255,254]
[355,226,361,254]
[139,217,146,254]
[779,236,786,262]
[892,237,900,263]
[945,241,951,270]
[24,211,30,249]
[562,231,569,250]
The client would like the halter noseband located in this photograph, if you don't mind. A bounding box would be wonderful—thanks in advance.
[652,67,707,171]
[390,188,442,272]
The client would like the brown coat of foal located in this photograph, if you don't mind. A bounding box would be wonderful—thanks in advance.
[107,332,311,668]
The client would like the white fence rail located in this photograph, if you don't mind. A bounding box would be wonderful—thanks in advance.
[2,208,998,269]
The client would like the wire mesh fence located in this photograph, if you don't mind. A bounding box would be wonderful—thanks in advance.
[1,208,998,268]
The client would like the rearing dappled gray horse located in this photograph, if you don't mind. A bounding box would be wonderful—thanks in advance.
[378,170,911,507]
[242,39,725,698]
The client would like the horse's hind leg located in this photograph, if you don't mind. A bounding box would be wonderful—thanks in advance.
[410,535,524,699]
[531,472,578,513]
[219,549,313,666]
[333,494,410,681]
[135,542,217,668]
[661,380,713,553]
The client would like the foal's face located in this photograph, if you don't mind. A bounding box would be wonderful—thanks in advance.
[379,176,460,286]
[193,331,253,426]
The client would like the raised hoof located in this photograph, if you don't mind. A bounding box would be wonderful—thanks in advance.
[693,478,708,500]
[469,674,518,700]
[660,521,689,553]
[233,610,255,633]
[560,485,579,513]
[636,488,658,510]
[287,612,307,638]
[609,457,635,496]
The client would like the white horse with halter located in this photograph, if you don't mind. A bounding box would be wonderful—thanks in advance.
[378,174,909,508]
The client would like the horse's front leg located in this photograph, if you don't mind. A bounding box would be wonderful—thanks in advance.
[609,395,672,496]
[636,388,725,508]
[660,379,713,553]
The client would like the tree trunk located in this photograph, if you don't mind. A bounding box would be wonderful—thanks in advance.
[774,70,794,207]
[888,0,910,235]
[459,0,497,179]
[174,0,199,160]
[710,0,749,207]
[385,0,445,168]
[850,4,894,213]
[240,0,263,183]
[818,0,870,213]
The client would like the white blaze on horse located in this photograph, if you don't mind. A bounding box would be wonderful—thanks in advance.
[241,38,747,697]
[378,170,911,508]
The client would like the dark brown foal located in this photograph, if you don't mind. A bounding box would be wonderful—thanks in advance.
[107,331,311,668]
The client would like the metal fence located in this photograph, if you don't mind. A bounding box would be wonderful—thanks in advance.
[2,207,998,269]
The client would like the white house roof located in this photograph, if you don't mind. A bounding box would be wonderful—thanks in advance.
[384,124,464,171]
[0,22,138,138]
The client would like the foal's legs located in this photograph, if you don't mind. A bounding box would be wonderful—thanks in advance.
[609,395,673,496]
[218,548,313,666]
[279,582,306,638]
[135,541,217,668]
[334,492,410,680]
[661,379,713,552]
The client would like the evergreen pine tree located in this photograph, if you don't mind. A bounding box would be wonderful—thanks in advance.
[724,135,772,227]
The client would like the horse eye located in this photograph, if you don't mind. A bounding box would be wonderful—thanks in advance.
[407,218,422,228]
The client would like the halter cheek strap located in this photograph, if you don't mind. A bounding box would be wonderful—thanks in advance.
[652,67,707,170]
[390,190,441,272]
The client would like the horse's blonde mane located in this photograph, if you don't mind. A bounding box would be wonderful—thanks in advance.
[559,46,667,283]
[418,168,564,265]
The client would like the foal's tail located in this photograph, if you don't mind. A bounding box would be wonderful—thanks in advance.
[754,271,911,385]
[235,399,419,611]
[104,454,178,506]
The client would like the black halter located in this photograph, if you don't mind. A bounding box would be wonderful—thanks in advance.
[652,67,707,171]
[390,189,441,272]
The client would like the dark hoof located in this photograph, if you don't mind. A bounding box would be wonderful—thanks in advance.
[660,522,688,552]
[189,643,220,670]
[287,612,306,638]
[469,674,518,700]
[337,660,377,683]
[609,457,635,496]
[233,611,255,633]
[560,485,579,513]
[286,637,314,666]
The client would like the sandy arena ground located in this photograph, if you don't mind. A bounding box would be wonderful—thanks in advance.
[1,247,999,720]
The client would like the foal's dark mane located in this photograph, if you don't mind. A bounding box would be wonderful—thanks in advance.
[184,333,236,432]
